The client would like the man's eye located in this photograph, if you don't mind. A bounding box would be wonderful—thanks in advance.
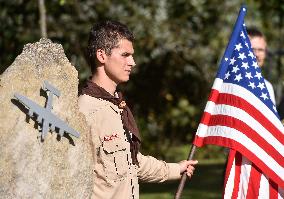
[252,48,266,53]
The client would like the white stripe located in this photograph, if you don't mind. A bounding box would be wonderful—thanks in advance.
[198,125,284,181]
[219,81,284,131]
[204,101,216,116]
[212,78,224,90]
[258,174,269,199]
[224,155,236,199]
[208,104,284,156]
[237,156,251,199]
[196,123,208,137]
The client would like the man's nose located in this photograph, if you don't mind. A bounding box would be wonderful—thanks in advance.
[128,56,136,67]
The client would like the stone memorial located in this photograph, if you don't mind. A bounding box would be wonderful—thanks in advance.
[0,38,93,198]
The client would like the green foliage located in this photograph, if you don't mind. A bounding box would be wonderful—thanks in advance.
[152,144,226,163]
[1,0,283,158]
[140,161,225,199]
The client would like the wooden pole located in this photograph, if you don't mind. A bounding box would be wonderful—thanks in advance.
[174,145,197,199]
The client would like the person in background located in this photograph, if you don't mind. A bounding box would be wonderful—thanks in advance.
[78,20,198,199]
[247,27,276,105]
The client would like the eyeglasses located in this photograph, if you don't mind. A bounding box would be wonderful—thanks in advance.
[252,48,266,53]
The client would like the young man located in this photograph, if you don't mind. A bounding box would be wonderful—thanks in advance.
[247,27,276,105]
[78,20,198,199]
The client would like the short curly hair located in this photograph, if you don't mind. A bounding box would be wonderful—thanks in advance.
[87,20,134,73]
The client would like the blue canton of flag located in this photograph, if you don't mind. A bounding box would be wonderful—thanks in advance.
[217,22,278,116]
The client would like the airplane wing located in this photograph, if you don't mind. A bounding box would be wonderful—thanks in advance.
[14,93,45,118]
[14,93,80,139]
[47,116,80,138]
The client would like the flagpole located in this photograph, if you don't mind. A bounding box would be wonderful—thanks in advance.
[174,144,197,199]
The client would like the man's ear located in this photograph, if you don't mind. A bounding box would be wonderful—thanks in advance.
[96,49,107,64]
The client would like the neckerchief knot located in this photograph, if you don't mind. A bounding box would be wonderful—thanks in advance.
[119,100,127,109]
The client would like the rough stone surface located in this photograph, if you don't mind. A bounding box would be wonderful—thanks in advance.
[0,38,93,198]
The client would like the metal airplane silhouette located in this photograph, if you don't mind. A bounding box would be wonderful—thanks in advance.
[14,80,80,140]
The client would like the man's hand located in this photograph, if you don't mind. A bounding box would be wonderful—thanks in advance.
[179,160,198,178]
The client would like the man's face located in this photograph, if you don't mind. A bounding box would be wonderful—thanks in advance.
[249,36,267,67]
[104,39,136,84]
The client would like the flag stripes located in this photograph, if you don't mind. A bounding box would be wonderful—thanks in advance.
[194,80,284,187]
[224,150,284,199]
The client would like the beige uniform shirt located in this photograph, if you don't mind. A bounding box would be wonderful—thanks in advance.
[78,94,181,199]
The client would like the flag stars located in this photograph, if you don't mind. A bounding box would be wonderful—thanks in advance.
[254,72,262,80]
[238,52,246,60]
[240,31,246,39]
[245,42,249,48]
[257,82,265,90]
[225,71,230,79]
[252,61,258,69]
[248,82,256,89]
[232,65,240,73]
[230,57,237,65]
[248,51,255,59]
[260,92,268,100]
[234,73,242,82]
[273,105,277,112]
[241,62,249,70]
[235,43,242,51]
[245,72,253,79]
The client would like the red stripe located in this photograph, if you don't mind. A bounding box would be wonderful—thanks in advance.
[231,151,242,199]
[200,112,211,126]
[246,163,261,199]
[269,179,278,198]
[200,89,218,126]
[212,92,284,146]
[207,114,284,166]
[193,136,204,147]
[208,89,219,102]
[224,149,236,190]
[194,135,284,189]
[223,149,236,198]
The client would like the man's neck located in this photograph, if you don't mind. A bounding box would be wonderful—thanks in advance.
[91,74,117,96]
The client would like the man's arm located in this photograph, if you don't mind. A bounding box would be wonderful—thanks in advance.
[137,153,197,183]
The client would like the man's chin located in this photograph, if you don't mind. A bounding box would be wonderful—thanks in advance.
[116,77,130,84]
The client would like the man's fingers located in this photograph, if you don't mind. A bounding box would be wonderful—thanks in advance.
[187,165,194,171]
[179,159,198,175]
[186,170,193,177]
[185,163,197,177]
[188,160,198,165]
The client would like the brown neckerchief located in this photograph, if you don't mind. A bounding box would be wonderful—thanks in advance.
[81,80,141,165]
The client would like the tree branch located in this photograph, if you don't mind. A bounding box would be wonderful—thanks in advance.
[38,0,47,38]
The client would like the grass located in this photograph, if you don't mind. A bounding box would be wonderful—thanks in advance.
[140,159,226,199]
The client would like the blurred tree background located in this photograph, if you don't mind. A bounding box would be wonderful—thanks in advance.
[1,0,284,161]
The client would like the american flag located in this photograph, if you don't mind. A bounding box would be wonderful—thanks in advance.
[193,6,284,198]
